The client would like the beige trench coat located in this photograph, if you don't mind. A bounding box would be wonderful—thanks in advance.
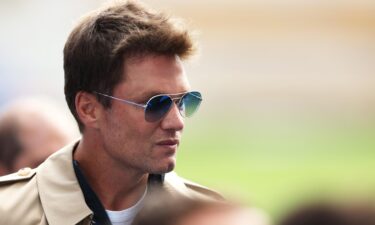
[0,140,221,225]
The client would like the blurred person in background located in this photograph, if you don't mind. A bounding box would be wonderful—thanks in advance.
[0,97,78,175]
[279,201,375,225]
[132,191,270,225]
[0,1,221,225]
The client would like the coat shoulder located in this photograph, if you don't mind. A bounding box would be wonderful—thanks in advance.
[164,172,223,200]
[0,168,44,225]
[0,167,36,186]
[180,177,224,200]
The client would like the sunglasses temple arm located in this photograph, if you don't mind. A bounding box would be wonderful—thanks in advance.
[94,92,147,108]
[118,99,146,108]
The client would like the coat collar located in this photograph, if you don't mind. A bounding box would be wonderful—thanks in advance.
[36,139,92,225]
[35,139,194,225]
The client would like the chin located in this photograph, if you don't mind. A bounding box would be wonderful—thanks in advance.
[166,162,175,172]
[153,162,175,174]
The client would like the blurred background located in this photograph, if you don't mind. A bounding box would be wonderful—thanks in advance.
[1,0,374,222]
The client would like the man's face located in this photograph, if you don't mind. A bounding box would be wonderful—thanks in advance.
[98,54,191,174]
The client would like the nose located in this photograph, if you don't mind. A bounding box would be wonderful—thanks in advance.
[160,103,184,132]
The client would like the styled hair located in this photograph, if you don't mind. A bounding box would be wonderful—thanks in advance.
[64,0,196,131]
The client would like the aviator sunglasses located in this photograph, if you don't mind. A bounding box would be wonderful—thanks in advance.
[94,91,202,122]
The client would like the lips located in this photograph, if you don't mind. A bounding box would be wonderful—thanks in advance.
[156,139,179,146]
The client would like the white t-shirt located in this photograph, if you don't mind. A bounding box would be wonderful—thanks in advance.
[106,187,147,225]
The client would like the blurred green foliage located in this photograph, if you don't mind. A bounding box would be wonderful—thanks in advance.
[176,117,375,220]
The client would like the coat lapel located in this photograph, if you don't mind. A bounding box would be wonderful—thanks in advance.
[36,140,92,225]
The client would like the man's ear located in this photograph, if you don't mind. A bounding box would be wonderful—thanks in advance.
[75,91,103,129]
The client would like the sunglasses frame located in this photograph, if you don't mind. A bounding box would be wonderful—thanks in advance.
[93,91,202,121]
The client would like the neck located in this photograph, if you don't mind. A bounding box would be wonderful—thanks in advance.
[74,135,148,211]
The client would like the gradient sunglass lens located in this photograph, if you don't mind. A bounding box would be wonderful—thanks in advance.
[145,91,202,122]
[145,95,172,122]
[180,91,202,117]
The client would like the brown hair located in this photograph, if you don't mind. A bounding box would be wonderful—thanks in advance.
[63,0,196,131]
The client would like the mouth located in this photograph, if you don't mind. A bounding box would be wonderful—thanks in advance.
[156,139,179,147]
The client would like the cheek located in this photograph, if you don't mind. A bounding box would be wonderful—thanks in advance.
[128,122,159,144]
[104,107,157,143]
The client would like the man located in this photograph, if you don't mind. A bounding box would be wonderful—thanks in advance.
[0,97,78,175]
[0,1,220,225]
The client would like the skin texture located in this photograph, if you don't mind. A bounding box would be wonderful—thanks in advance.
[74,54,191,210]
